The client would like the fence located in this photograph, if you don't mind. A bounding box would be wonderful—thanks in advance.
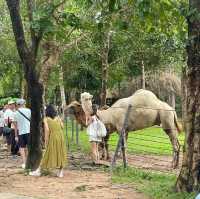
[65,105,184,173]
[65,117,80,148]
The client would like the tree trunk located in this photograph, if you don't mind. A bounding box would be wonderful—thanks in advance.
[141,60,145,89]
[100,31,112,106]
[6,0,43,169]
[176,0,200,192]
[168,91,176,109]
[101,52,108,106]
[26,77,43,169]
[181,66,187,131]
[59,65,66,120]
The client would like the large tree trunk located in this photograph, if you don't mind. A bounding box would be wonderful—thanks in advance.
[26,76,43,169]
[6,0,43,169]
[176,0,200,192]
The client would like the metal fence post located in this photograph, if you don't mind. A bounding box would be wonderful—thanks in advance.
[111,104,132,169]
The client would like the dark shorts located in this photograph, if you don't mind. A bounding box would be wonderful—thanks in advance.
[0,127,3,136]
[19,134,30,148]
[5,129,15,145]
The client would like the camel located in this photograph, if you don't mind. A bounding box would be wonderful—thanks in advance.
[65,89,181,168]
[80,92,93,126]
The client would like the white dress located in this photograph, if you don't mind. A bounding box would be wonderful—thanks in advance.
[87,116,102,142]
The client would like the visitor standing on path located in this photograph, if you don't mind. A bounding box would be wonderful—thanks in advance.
[29,104,67,177]
[87,104,101,164]
[3,100,16,155]
[13,99,31,169]
[0,107,4,137]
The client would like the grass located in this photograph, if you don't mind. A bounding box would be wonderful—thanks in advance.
[66,123,185,156]
[112,166,196,199]
[65,122,196,199]
[109,127,185,156]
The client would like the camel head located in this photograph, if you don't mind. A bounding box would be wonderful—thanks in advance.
[80,92,93,115]
[65,101,87,127]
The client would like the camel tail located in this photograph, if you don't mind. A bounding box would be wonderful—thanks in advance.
[174,112,182,134]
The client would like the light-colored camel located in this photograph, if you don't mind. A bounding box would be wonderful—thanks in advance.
[66,89,181,168]
[80,92,93,125]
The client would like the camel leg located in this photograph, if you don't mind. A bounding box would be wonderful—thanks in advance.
[99,141,105,160]
[164,129,180,169]
[104,134,110,160]
[99,134,110,160]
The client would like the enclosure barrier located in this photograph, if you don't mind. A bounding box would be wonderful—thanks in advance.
[65,105,184,173]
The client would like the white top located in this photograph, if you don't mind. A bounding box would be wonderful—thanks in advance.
[0,110,4,127]
[87,115,102,142]
[4,109,15,124]
[14,107,31,135]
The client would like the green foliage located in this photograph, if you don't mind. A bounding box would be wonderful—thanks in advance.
[31,3,55,35]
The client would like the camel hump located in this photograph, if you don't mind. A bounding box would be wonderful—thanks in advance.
[133,89,158,99]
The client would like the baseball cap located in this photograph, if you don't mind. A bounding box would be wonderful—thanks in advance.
[16,99,26,105]
[7,100,15,105]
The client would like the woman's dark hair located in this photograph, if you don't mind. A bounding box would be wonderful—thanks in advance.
[91,104,98,116]
[45,104,57,119]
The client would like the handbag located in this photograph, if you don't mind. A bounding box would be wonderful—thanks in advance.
[96,118,107,138]
[3,126,13,134]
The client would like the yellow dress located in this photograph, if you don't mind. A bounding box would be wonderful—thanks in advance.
[40,117,67,169]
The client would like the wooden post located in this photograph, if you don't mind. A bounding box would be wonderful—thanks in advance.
[71,118,74,142]
[65,117,70,150]
[111,104,132,169]
[76,122,79,145]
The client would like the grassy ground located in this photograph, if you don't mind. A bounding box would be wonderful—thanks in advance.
[112,166,196,199]
[66,123,184,156]
[65,123,197,199]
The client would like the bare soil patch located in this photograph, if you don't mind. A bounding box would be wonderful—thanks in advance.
[0,148,148,199]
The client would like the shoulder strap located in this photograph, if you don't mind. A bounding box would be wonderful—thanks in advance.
[17,110,31,122]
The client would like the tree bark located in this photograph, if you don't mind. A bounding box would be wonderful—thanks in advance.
[6,0,43,169]
[176,0,200,192]
[100,31,112,106]
[59,64,66,120]
[141,60,145,89]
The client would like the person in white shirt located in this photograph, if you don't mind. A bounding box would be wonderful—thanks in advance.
[3,100,16,154]
[0,108,4,136]
[14,99,31,169]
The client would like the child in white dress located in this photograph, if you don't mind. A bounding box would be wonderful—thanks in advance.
[87,105,102,164]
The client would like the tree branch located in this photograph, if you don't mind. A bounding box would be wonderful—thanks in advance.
[26,0,34,40]
[6,0,30,63]
[26,0,43,57]
[60,33,87,53]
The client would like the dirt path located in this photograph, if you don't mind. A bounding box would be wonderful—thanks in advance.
[0,148,148,199]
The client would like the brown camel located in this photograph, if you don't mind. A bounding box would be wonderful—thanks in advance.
[65,101,114,160]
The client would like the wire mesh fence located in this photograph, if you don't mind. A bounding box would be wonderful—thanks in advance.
[65,104,184,173]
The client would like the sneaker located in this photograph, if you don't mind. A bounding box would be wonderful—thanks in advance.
[29,169,41,176]
[57,170,64,178]
[21,163,26,169]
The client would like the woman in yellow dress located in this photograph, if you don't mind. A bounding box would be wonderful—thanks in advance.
[29,105,67,177]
